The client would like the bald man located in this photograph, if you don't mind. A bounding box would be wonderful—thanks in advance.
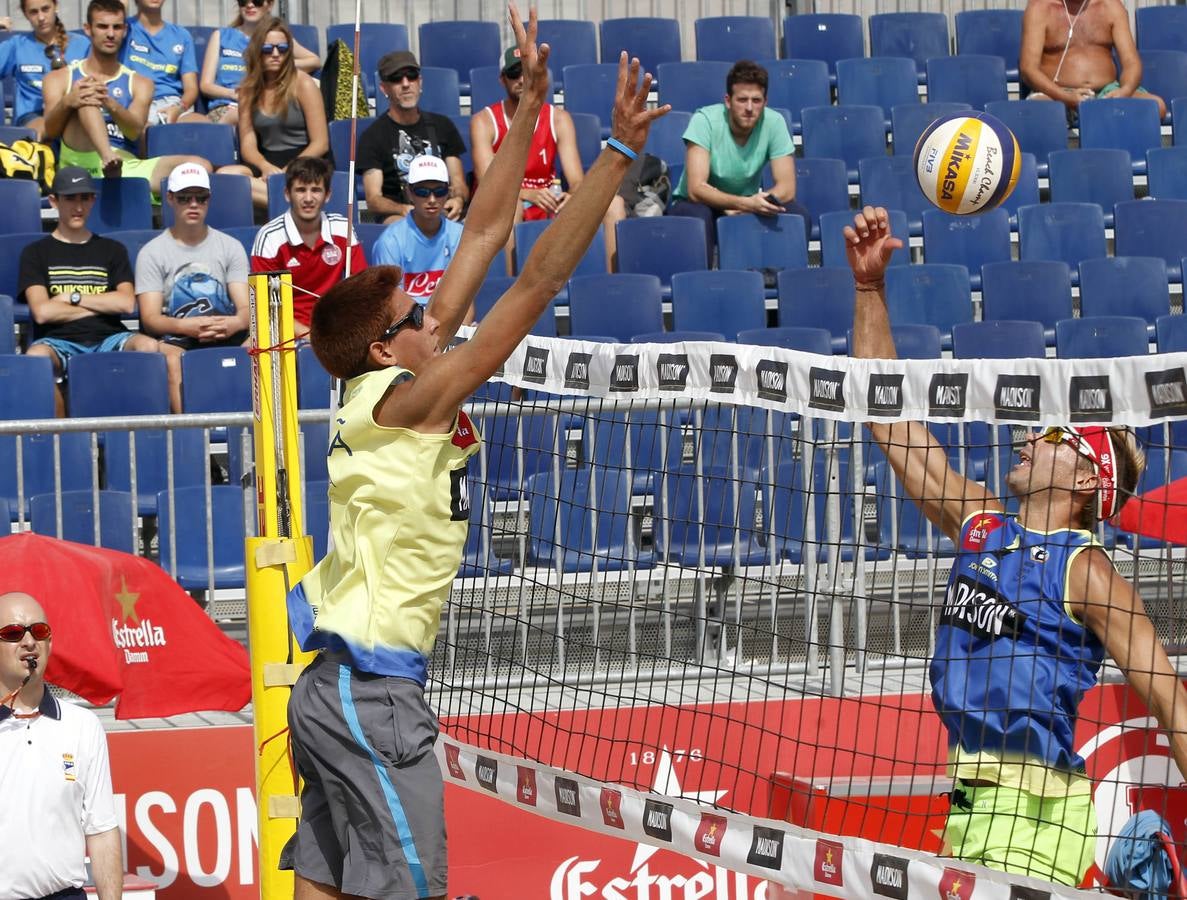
[0,592,123,900]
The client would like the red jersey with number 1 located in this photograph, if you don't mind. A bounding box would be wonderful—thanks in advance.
[483,101,558,222]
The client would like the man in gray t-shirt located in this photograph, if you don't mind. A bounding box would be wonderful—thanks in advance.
[137,163,250,412]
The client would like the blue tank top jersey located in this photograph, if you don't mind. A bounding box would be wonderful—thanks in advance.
[207,27,247,110]
[0,32,90,124]
[121,17,196,99]
[69,60,138,155]
[930,511,1105,775]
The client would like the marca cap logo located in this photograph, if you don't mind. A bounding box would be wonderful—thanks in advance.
[600,787,625,829]
[808,367,846,413]
[746,825,785,869]
[656,353,690,392]
[1146,367,1187,418]
[814,838,843,886]
[609,354,639,392]
[709,354,738,394]
[474,755,498,793]
[694,813,728,856]
[516,766,537,806]
[938,867,975,900]
[962,513,1004,551]
[564,351,592,390]
[554,776,581,817]
[1008,887,1050,900]
[443,744,464,780]
[756,359,789,402]
[868,373,905,417]
[642,798,673,842]
[994,374,1042,422]
[871,853,909,899]
[522,345,549,384]
[929,373,968,418]
[1069,374,1112,423]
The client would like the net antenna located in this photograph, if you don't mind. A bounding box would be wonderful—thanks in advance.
[342,0,362,275]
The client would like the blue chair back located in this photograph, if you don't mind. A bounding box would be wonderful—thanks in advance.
[658,465,767,567]
[325,23,409,97]
[1157,314,1187,353]
[108,229,158,272]
[1079,257,1170,324]
[561,63,619,134]
[951,320,1046,359]
[1047,148,1134,221]
[716,213,808,274]
[156,485,249,589]
[0,432,95,519]
[418,21,500,94]
[288,23,319,58]
[1148,147,1187,200]
[643,110,692,167]
[656,61,732,113]
[30,490,136,554]
[694,16,776,62]
[297,344,333,409]
[794,157,850,239]
[1078,98,1162,173]
[514,219,606,278]
[569,112,603,170]
[67,352,169,417]
[857,155,929,235]
[738,326,832,354]
[801,105,886,181]
[836,56,918,123]
[761,59,830,134]
[981,260,1073,333]
[476,411,560,501]
[1000,152,1040,226]
[1056,316,1151,359]
[568,274,663,341]
[984,100,1068,176]
[328,116,375,171]
[631,330,724,344]
[147,123,237,168]
[820,208,910,269]
[305,480,330,560]
[954,9,1023,80]
[869,12,949,77]
[416,65,461,117]
[671,270,766,338]
[884,264,973,340]
[891,102,971,156]
[921,206,1011,291]
[1139,49,1187,121]
[776,267,855,345]
[615,217,708,288]
[162,173,254,229]
[1017,202,1108,280]
[87,177,153,232]
[0,181,43,235]
[600,17,682,69]
[181,347,252,413]
[106,428,209,515]
[1113,199,1187,282]
[1135,6,1187,52]
[782,14,864,79]
[537,19,597,89]
[0,354,54,418]
[0,296,12,355]
[925,54,1008,110]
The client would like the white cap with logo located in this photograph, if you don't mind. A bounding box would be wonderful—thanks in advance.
[167,162,211,194]
[407,155,450,186]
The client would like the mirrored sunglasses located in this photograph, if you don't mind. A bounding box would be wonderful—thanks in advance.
[0,622,51,642]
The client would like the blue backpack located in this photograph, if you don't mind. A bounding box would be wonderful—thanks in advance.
[1105,810,1185,900]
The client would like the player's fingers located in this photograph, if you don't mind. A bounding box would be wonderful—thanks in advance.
[508,3,524,42]
[525,5,538,45]
[842,224,860,244]
[852,212,871,239]
[615,50,628,97]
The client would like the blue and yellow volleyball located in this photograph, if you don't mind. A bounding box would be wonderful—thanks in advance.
[913,111,1021,215]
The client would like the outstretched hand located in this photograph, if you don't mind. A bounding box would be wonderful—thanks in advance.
[609,52,669,153]
[843,206,904,286]
[508,4,551,106]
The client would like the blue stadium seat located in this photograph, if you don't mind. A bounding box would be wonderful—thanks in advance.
[560,63,618,135]
[156,485,248,589]
[414,66,460,117]
[794,157,850,240]
[474,275,557,337]
[221,226,256,259]
[715,213,808,276]
[869,13,949,81]
[0,431,95,520]
[777,267,855,350]
[1114,199,1187,283]
[694,16,776,63]
[891,101,971,156]
[1078,97,1162,175]
[288,24,320,59]
[108,229,157,272]
[925,55,1008,111]
[0,232,44,322]
[67,352,168,417]
[325,23,409,97]
[671,270,766,339]
[738,326,832,354]
[476,411,560,501]
[1135,5,1187,53]
[87,177,153,232]
[1079,257,1170,325]
[819,208,910,269]
[801,105,887,182]
[267,170,356,221]
[417,21,499,95]
[0,354,53,419]
[297,344,333,409]
[600,17,682,71]
[568,274,663,341]
[1047,149,1133,225]
[761,59,830,135]
[448,113,473,176]
[981,260,1073,341]
[643,110,692,168]
[954,9,1023,81]
[631,330,724,344]
[1176,98,1187,147]
[106,427,208,515]
[984,100,1068,177]
[30,490,136,555]
[951,320,1046,359]
[354,222,385,262]
[921,206,1011,291]
[569,112,603,171]
[0,125,36,145]
[1139,50,1187,123]
[782,14,864,83]
[181,347,252,413]
[658,465,768,567]
[538,19,597,90]
[514,218,606,278]
[858,155,929,236]
[615,217,708,290]
[301,421,329,485]
[467,66,504,118]
[162,173,253,229]
[187,26,214,83]
[836,57,919,126]
[884,264,972,343]
[458,481,512,578]
[1157,313,1187,353]
[0,181,43,235]
[1000,152,1041,228]
[1147,147,1187,200]
[1017,202,1107,285]
[328,116,375,171]
[305,480,329,560]
[1056,316,1150,359]
[0,296,12,355]
[656,62,732,113]
[146,123,237,169]
[849,322,943,359]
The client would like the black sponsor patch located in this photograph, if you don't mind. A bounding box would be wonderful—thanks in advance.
[709,353,738,394]
[1008,887,1051,900]
[928,373,968,418]
[746,825,785,869]
[1068,374,1112,423]
[1146,367,1187,418]
[808,366,846,412]
[609,354,639,392]
[449,465,471,522]
[522,345,549,384]
[656,353,690,391]
[564,351,592,390]
[940,574,1025,639]
[994,374,1041,421]
[870,853,909,899]
[867,373,905,417]
[642,798,673,841]
[554,776,581,816]
[756,359,789,402]
[474,755,498,793]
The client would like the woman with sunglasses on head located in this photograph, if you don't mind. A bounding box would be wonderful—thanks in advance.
[200,0,318,128]
[0,0,90,138]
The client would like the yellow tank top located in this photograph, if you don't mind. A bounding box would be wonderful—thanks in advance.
[287,367,481,681]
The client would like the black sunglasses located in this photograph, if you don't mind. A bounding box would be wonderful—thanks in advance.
[378,304,425,342]
[236,0,267,7]
[0,622,51,642]
[384,68,420,83]
[261,42,290,56]
[411,185,449,199]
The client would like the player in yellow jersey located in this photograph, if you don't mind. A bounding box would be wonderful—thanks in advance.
[279,7,669,899]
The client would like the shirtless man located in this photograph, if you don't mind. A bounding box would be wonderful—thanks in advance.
[1020,0,1165,119]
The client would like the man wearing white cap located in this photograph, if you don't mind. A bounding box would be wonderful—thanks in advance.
[372,154,464,309]
[136,161,250,411]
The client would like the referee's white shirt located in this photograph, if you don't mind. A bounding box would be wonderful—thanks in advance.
[0,692,119,899]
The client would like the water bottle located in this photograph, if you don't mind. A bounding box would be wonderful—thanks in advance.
[549,176,563,201]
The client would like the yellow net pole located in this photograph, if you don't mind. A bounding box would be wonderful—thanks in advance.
[245,270,315,899]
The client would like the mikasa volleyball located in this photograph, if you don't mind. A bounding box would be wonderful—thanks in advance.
[913,111,1021,214]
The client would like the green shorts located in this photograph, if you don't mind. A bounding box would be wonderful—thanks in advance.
[59,142,160,184]
[943,782,1097,886]
[1095,81,1151,98]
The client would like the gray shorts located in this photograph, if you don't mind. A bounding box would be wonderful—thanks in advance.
[280,653,447,899]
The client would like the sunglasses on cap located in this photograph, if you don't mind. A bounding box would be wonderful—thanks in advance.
[384,68,420,83]
[261,42,290,56]
[411,185,449,199]
[377,303,425,342]
[0,622,51,642]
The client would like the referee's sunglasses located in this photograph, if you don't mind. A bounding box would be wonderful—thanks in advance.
[378,304,425,342]
[0,622,51,642]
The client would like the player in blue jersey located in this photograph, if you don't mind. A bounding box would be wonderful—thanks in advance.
[0,0,89,137]
[845,205,1187,886]
[121,0,206,125]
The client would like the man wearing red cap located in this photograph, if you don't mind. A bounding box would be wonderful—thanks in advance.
[845,205,1187,887]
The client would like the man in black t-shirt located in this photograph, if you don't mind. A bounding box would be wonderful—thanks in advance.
[22,167,159,416]
[356,50,468,224]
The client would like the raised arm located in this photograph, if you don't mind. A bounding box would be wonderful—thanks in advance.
[846,206,1000,541]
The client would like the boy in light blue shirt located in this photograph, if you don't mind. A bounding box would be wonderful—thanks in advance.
[121,0,204,124]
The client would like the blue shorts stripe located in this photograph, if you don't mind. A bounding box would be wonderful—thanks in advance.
[336,664,429,898]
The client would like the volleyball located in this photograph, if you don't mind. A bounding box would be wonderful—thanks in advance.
[912,111,1021,215]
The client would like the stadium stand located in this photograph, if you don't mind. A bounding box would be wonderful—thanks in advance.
[656,61,732,113]
[984,99,1068,177]
[777,266,855,349]
[1017,202,1108,285]
[981,259,1074,341]
[30,490,136,555]
[180,348,253,414]
[568,273,663,341]
[0,181,44,236]
[836,56,919,126]
[716,213,809,277]
[1147,147,1187,200]
[954,9,1023,81]
[670,270,767,338]
[952,319,1047,360]
[781,13,864,83]
[537,19,597,91]
[1135,4,1187,52]
[1138,49,1187,123]
[883,263,973,344]
[801,104,887,182]
[156,484,249,590]
[560,63,619,137]
[146,123,238,169]
[793,157,851,240]
[642,110,692,168]
[921,206,1011,291]
[1114,199,1187,283]
[615,217,708,292]
[846,322,943,360]
[1056,315,1152,359]
[599,17,682,71]
[1078,257,1171,325]
[925,54,1009,111]
[418,21,500,96]
[0,297,12,355]
[868,12,950,80]
[87,178,154,233]
[106,428,209,516]
[761,59,830,135]
[1078,97,1163,174]
[1047,148,1134,224]
[694,16,777,63]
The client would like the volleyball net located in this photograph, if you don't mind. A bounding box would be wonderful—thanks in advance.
[426,329,1187,899]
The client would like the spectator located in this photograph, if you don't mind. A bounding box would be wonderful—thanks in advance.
[0,0,90,139]
[200,0,319,127]
[357,50,468,224]
[0,592,122,900]
[21,167,158,417]
[41,0,211,191]
[251,157,366,339]
[137,162,250,412]
[226,17,328,208]
[372,155,464,311]
[1020,0,1165,120]
[669,60,806,262]
[121,0,206,125]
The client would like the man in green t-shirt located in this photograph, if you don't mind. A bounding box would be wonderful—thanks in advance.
[670,60,806,261]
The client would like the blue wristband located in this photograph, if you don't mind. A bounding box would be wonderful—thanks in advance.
[606,137,638,161]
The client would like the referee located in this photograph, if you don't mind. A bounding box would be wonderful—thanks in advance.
[0,592,122,900]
